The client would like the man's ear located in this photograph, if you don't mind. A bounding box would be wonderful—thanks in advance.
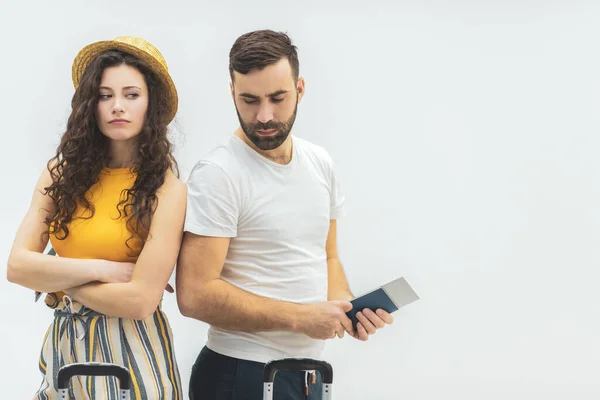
[296,77,306,103]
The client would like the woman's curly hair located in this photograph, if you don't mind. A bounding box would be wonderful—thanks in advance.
[43,50,178,257]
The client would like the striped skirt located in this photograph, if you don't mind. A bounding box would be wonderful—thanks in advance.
[33,295,183,399]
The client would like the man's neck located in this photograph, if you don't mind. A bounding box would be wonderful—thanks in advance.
[235,128,293,165]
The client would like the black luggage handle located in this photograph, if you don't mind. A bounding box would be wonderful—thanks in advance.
[57,362,131,389]
[57,362,131,399]
[263,358,333,384]
[263,358,333,400]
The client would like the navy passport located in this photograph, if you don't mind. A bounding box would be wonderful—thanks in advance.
[346,277,419,329]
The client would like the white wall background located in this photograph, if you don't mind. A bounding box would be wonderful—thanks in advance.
[1,0,599,398]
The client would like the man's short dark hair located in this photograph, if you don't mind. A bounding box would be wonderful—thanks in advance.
[229,30,299,82]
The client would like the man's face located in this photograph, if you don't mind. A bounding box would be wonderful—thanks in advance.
[231,58,304,151]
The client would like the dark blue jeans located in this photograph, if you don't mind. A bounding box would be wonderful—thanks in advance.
[189,346,323,400]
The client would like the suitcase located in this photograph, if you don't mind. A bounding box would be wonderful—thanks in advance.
[263,358,333,400]
[57,362,131,400]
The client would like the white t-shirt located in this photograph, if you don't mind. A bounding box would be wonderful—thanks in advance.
[184,134,345,363]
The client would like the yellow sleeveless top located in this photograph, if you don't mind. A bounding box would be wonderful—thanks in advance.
[50,167,145,262]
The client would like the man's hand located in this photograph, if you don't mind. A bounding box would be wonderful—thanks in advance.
[349,308,394,341]
[297,300,355,340]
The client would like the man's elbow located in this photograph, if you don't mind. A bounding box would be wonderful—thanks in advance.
[176,288,205,320]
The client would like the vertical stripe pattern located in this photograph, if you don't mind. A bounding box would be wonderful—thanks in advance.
[33,299,182,399]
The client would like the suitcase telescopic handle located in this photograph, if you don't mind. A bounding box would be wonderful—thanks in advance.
[57,362,131,399]
[263,358,333,400]
[263,358,333,383]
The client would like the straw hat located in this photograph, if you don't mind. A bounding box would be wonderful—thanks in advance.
[71,36,178,124]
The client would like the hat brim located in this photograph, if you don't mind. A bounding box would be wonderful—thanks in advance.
[72,40,178,124]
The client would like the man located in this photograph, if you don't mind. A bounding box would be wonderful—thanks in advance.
[177,29,394,399]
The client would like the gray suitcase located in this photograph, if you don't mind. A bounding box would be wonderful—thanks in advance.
[263,358,333,400]
[57,362,131,399]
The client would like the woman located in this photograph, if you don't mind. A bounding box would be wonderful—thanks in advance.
[7,36,186,399]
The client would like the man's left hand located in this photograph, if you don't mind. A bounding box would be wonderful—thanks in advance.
[350,308,394,341]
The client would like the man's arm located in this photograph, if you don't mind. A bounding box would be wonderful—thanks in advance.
[326,219,354,301]
[324,153,394,340]
[176,232,354,339]
[176,233,299,331]
[326,219,394,340]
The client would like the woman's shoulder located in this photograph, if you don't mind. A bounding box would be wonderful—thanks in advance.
[158,168,187,200]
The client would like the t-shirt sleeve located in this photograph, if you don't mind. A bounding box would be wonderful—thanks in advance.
[328,157,346,219]
[184,161,239,237]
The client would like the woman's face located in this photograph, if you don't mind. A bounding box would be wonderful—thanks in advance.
[96,64,149,141]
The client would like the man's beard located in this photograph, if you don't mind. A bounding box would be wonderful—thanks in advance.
[236,101,298,151]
